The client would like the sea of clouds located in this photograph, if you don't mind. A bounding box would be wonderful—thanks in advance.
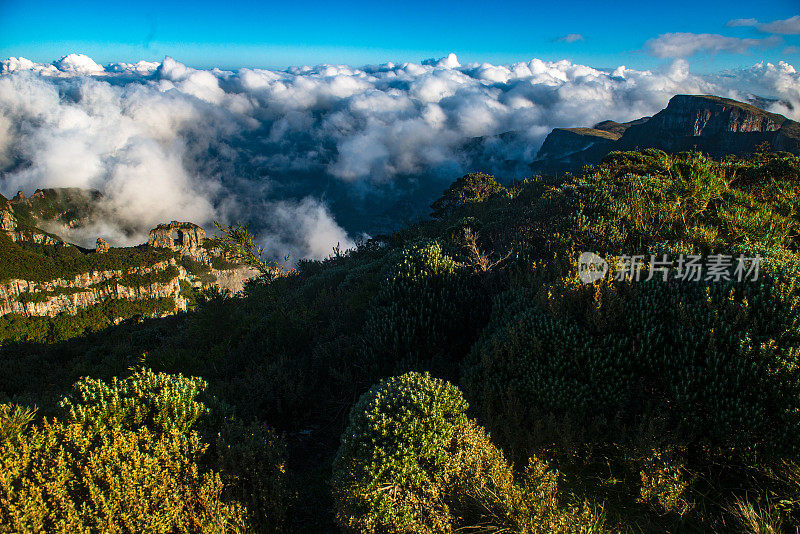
[1,53,799,259]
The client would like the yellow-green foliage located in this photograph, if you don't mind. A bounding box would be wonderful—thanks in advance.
[1,370,290,533]
[0,421,245,534]
[60,368,209,434]
[0,403,36,441]
[331,372,601,533]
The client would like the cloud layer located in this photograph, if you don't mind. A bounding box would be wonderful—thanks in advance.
[1,54,799,259]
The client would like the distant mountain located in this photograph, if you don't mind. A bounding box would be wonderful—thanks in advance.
[532,94,800,174]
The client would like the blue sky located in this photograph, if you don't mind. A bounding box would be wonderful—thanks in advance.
[0,0,798,71]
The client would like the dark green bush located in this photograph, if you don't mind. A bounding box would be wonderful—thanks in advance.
[464,245,800,460]
[430,172,506,220]
[361,240,489,376]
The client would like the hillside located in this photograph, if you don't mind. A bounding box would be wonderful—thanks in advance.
[2,149,800,532]
[0,192,257,337]
[533,94,800,174]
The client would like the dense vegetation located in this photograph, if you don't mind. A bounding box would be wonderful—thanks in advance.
[3,150,800,532]
[0,234,177,283]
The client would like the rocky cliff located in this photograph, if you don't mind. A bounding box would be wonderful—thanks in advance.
[0,259,186,317]
[533,95,800,174]
[0,209,259,320]
[616,95,800,156]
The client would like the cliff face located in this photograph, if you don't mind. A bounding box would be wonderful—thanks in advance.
[533,95,800,174]
[0,259,186,317]
[1,193,63,246]
[616,95,800,157]
[533,118,649,174]
[0,213,259,320]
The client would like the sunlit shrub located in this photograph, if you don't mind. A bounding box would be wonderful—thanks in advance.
[361,240,488,375]
[331,372,601,533]
[60,368,209,435]
[0,421,245,533]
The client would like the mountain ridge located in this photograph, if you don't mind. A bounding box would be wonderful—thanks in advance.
[532,94,800,174]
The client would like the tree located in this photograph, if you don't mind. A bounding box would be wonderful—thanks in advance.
[213,222,289,274]
[430,172,505,220]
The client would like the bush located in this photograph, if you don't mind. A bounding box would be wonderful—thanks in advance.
[331,372,600,533]
[60,368,209,435]
[213,418,290,532]
[361,240,489,376]
[430,172,506,220]
[0,421,245,533]
[463,245,800,460]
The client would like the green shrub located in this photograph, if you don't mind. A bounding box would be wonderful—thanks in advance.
[464,245,800,460]
[59,368,209,435]
[430,172,506,220]
[213,418,290,532]
[0,403,36,441]
[332,372,601,533]
[0,421,245,533]
[361,240,489,375]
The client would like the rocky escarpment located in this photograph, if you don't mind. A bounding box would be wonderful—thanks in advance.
[533,95,800,174]
[0,216,259,320]
[1,193,63,246]
[0,259,187,317]
[148,221,207,256]
[616,95,800,156]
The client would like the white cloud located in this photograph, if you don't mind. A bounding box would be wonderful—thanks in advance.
[258,198,355,260]
[53,54,105,75]
[1,53,800,258]
[726,18,758,28]
[758,15,800,35]
[645,32,776,58]
[558,34,585,43]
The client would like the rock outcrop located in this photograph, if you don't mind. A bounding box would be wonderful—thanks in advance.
[1,208,17,232]
[0,259,186,317]
[96,238,109,254]
[533,95,800,174]
[0,216,260,319]
[148,221,207,256]
[615,95,800,156]
[0,195,62,246]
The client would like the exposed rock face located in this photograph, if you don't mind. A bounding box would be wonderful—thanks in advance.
[0,260,186,318]
[148,221,207,255]
[0,203,62,246]
[533,118,650,174]
[616,95,800,157]
[534,128,620,173]
[212,266,261,295]
[533,95,800,174]
[1,209,17,232]
[1,213,258,319]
